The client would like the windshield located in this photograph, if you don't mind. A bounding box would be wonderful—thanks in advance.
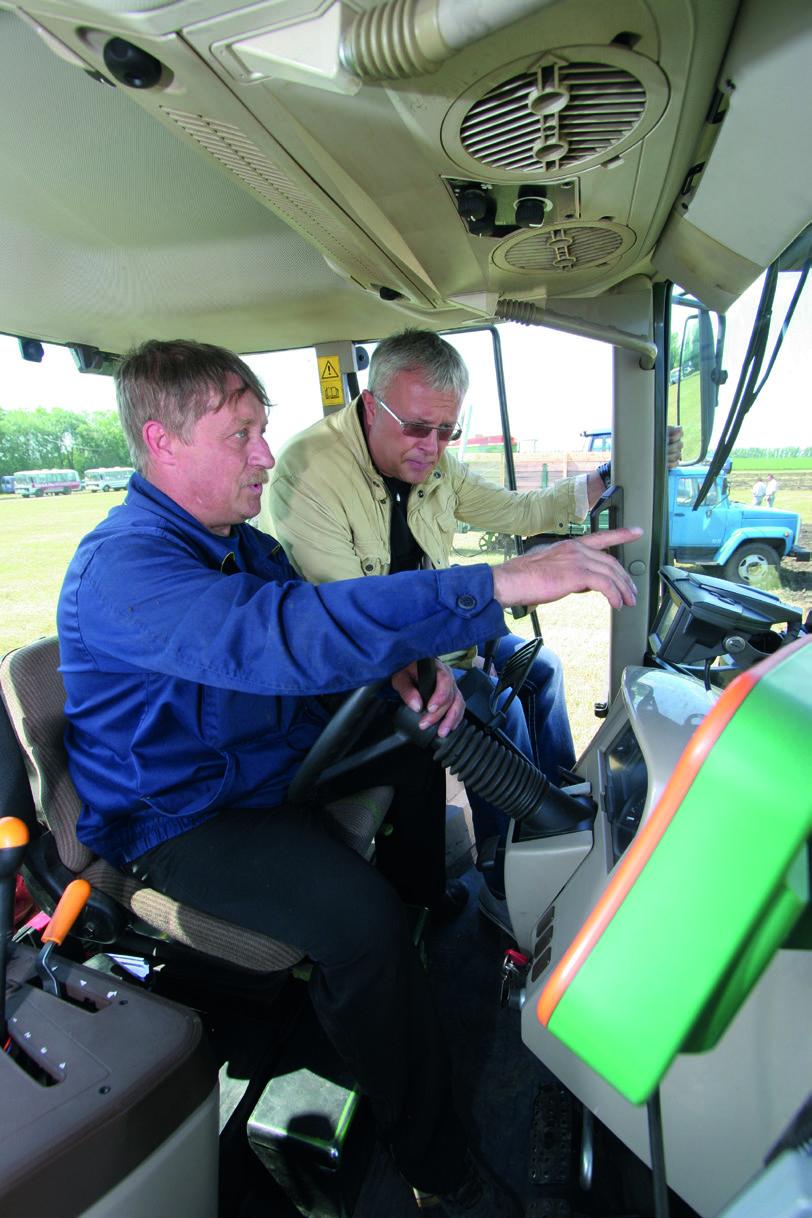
[667,270,811,613]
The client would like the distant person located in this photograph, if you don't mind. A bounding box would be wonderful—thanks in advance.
[765,474,778,507]
[753,477,767,506]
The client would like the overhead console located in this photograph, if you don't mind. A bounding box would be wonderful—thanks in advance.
[0,0,742,347]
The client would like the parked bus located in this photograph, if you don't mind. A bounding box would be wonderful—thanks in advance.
[84,466,135,492]
[0,2,809,1217]
[12,469,81,497]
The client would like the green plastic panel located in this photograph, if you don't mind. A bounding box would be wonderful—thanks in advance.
[547,644,812,1104]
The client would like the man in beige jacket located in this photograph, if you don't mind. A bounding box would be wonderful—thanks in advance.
[262,330,665,930]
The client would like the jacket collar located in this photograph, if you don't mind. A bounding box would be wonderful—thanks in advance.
[123,472,246,564]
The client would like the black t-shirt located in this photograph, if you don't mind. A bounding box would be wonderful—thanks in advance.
[358,398,425,573]
[382,474,425,573]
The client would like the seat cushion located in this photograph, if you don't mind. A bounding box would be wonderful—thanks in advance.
[81,785,392,973]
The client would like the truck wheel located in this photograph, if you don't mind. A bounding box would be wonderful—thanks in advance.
[721,542,779,585]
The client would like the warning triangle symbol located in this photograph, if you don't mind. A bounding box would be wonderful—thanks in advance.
[321,360,339,380]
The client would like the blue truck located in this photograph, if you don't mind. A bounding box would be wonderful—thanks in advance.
[581,434,808,583]
[667,463,808,584]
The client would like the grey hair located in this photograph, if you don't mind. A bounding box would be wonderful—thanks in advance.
[116,339,270,473]
[367,330,469,402]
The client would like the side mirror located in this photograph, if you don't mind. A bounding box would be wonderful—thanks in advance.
[669,291,727,463]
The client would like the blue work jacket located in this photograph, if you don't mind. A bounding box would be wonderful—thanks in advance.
[57,474,506,866]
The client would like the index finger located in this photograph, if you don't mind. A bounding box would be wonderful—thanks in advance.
[579,526,643,550]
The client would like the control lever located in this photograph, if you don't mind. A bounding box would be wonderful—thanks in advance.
[499,948,529,1010]
[36,879,91,996]
[415,656,436,709]
[0,817,29,1043]
[487,637,543,723]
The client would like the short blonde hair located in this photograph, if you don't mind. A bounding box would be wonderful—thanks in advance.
[116,339,270,472]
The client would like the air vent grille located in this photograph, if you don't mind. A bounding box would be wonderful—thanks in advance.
[161,108,384,281]
[460,61,646,174]
[501,224,625,272]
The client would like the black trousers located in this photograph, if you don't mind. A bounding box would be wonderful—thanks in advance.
[129,744,466,1194]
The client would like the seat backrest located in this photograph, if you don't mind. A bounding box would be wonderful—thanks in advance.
[0,680,37,831]
[0,636,91,872]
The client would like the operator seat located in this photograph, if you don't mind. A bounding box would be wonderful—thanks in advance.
[0,635,392,974]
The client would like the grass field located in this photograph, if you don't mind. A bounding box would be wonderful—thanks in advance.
[729,456,812,471]
[0,490,612,757]
[449,541,611,758]
[726,468,811,523]
[2,474,808,759]
[0,491,119,653]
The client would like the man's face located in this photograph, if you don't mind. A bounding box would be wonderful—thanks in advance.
[164,374,274,535]
[362,370,463,484]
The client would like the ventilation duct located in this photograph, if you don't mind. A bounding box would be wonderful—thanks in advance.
[443,46,667,181]
[492,221,635,272]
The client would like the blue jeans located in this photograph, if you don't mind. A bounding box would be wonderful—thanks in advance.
[456,633,576,896]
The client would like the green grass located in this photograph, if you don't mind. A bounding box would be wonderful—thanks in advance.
[451,536,610,759]
[725,470,811,523]
[729,457,812,471]
[0,494,612,760]
[5,480,805,759]
[668,371,701,461]
[0,491,120,653]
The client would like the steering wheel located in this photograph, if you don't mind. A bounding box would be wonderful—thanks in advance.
[287,644,545,805]
[287,659,438,805]
[287,681,386,803]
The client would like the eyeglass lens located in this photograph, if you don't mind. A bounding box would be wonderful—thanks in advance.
[377,396,461,441]
[401,421,461,440]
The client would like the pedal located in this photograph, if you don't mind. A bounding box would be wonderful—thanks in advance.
[528,1081,574,1187]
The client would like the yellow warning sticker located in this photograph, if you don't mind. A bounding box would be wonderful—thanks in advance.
[317,355,344,409]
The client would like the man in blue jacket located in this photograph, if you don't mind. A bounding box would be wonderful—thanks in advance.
[58,338,639,1217]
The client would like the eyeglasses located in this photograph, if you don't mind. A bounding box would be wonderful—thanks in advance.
[375,396,462,442]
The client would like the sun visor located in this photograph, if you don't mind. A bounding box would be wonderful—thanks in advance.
[654,0,812,311]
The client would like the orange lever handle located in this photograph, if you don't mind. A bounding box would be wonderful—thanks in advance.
[42,879,91,946]
[0,816,29,850]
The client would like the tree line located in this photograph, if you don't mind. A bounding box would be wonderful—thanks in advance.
[2,405,808,478]
[0,407,130,476]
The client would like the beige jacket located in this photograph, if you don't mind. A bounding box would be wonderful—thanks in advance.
[262,400,587,587]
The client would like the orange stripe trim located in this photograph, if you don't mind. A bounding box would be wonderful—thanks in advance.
[536,635,811,1028]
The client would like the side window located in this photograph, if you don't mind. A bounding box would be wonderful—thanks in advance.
[675,478,695,507]
[676,477,719,508]
[357,325,614,756]
[242,347,324,453]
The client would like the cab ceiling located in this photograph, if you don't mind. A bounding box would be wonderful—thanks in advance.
[0,0,804,355]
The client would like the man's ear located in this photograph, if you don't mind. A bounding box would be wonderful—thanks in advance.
[142,419,178,467]
[360,389,378,429]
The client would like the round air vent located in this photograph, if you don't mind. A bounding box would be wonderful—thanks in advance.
[442,46,668,182]
[492,222,635,274]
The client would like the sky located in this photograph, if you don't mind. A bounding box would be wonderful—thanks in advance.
[1,272,808,455]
